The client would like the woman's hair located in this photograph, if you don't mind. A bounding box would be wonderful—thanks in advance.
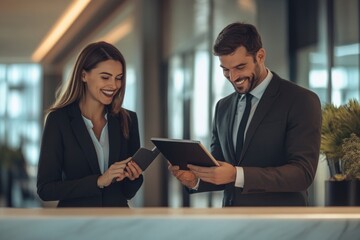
[213,22,262,59]
[47,41,131,138]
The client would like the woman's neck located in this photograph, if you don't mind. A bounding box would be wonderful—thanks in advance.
[79,98,105,121]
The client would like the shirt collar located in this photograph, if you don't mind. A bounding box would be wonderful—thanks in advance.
[82,113,108,129]
[248,68,273,100]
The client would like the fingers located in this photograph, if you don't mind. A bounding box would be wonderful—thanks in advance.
[187,164,209,174]
[130,161,142,174]
[174,170,188,179]
[102,158,144,185]
[109,162,127,174]
[187,164,215,181]
[169,164,211,182]
[124,161,142,181]
[168,164,180,175]
[187,162,236,185]
[105,161,128,183]
[119,157,132,164]
[167,163,198,188]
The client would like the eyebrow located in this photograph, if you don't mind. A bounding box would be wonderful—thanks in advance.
[99,72,112,75]
[220,63,246,69]
[99,72,123,77]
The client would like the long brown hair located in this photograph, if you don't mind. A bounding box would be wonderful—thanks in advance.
[47,41,131,138]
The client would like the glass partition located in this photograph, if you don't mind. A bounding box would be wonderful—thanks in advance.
[332,0,359,105]
[0,63,42,207]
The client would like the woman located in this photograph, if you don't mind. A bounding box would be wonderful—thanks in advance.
[37,41,143,207]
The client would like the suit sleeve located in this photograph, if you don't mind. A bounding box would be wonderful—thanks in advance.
[242,90,322,194]
[37,112,101,202]
[211,101,225,161]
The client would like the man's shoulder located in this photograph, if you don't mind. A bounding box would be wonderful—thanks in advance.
[217,92,237,105]
[273,72,318,98]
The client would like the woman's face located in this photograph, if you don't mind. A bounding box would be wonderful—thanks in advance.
[82,59,123,106]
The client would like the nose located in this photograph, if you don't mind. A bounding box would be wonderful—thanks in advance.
[110,77,120,88]
[228,69,239,82]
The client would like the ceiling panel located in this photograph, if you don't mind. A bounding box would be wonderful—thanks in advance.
[0,0,72,62]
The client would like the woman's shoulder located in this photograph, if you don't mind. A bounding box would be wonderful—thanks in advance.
[109,108,138,123]
[46,103,77,122]
[125,109,137,119]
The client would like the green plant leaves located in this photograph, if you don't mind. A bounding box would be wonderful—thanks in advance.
[321,99,360,160]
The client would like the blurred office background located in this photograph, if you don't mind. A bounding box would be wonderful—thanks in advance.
[0,0,359,208]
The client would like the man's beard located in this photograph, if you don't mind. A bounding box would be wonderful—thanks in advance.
[233,63,261,94]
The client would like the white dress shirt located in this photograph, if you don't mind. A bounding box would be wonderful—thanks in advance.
[234,70,273,187]
[82,114,109,174]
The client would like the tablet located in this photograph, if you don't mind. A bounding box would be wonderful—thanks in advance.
[151,138,219,170]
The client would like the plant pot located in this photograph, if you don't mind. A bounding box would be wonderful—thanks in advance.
[325,180,360,206]
[349,180,360,206]
[325,180,351,206]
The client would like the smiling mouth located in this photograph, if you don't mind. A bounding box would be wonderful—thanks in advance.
[101,89,117,97]
[235,78,247,86]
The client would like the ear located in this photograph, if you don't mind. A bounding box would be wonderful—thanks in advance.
[257,48,266,63]
[82,71,87,82]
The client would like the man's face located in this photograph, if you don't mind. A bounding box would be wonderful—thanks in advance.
[219,46,266,94]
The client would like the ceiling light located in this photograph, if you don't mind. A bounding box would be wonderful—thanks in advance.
[31,0,91,62]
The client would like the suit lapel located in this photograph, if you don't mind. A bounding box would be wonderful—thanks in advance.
[227,93,239,163]
[107,114,121,166]
[70,103,101,174]
[238,75,280,164]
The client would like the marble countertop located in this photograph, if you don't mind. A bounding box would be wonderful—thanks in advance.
[1,207,360,240]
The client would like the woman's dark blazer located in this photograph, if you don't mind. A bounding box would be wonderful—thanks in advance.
[37,102,143,207]
[196,72,322,206]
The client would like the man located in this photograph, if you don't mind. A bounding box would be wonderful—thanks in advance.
[169,22,322,206]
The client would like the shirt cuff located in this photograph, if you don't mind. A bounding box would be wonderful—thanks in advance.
[191,178,200,190]
[235,166,244,188]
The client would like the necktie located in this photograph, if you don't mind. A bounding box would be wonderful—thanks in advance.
[235,93,253,161]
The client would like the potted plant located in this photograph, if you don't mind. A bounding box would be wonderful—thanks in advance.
[340,134,360,205]
[0,144,27,207]
[321,99,360,206]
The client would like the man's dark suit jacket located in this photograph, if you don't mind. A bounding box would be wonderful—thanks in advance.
[196,72,322,206]
[37,102,143,207]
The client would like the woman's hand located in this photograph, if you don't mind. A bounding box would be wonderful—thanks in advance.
[124,160,142,181]
[97,158,131,188]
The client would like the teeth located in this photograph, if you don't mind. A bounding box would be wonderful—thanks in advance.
[236,79,245,85]
[102,90,115,96]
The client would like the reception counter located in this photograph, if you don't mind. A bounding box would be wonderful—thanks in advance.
[1,207,360,240]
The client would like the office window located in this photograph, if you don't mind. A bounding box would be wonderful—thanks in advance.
[291,0,360,206]
[167,55,185,207]
[332,0,359,105]
[191,46,209,144]
[0,63,42,207]
[123,67,137,111]
[0,65,6,143]
[308,0,359,106]
[168,56,185,140]
[0,64,42,165]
